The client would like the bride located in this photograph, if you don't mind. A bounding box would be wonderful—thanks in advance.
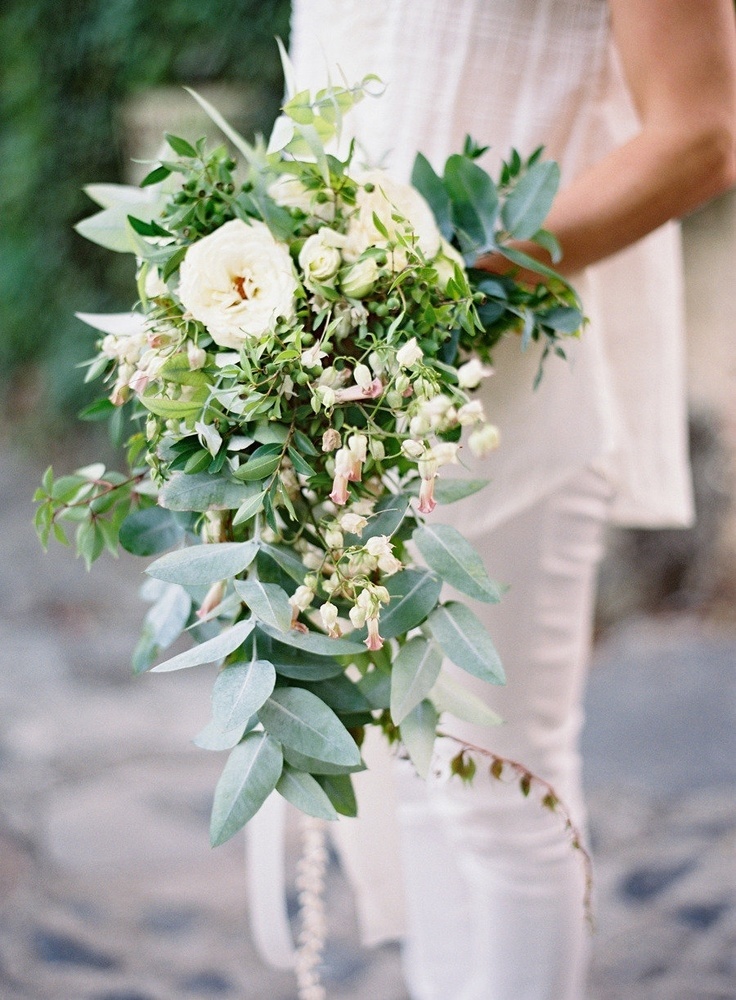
[288,3,736,998]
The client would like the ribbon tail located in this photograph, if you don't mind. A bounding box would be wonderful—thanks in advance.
[245,791,296,969]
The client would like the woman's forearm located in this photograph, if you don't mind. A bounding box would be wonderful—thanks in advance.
[544,122,736,276]
[479,0,736,281]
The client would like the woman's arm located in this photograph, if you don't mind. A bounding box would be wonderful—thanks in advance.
[478,0,736,279]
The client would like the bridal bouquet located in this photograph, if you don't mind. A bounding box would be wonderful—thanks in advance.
[35,66,581,848]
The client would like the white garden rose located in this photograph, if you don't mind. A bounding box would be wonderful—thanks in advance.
[343,170,441,271]
[267,175,335,222]
[178,219,299,349]
[298,228,345,290]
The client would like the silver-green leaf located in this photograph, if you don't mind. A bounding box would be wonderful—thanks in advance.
[257,687,361,767]
[210,733,283,846]
[234,580,292,632]
[400,699,439,779]
[390,636,443,725]
[212,658,276,731]
[151,618,254,672]
[276,765,339,821]
[147,541,258,586]
[425,603,505,685]
[430,671,503,728]
[413,524,502,603]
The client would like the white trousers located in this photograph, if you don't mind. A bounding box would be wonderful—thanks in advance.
[397,467,612,1000]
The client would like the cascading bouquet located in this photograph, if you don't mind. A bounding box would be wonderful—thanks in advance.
[34,65,582,850]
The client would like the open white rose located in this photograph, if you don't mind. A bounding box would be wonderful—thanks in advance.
[178,219,299,349]
[343,170,441,271]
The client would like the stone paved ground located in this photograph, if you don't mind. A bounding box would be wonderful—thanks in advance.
[2,443,735,1000]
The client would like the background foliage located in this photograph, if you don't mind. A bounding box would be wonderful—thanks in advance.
[1,0,290,424]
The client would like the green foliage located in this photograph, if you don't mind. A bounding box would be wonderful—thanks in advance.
[0,0,289,420]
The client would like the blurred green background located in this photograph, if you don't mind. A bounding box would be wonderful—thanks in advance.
[1,0,290,427]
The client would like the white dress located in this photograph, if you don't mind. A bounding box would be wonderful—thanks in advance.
[279,0,695,967]
[289,0,694,531]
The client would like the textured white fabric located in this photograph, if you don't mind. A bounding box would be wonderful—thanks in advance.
[289,0,694,529]
[376,467,610,999]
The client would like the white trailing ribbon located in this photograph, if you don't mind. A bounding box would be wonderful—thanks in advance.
[245,795,328,998]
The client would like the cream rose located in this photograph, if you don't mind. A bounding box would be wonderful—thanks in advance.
[343,170,441,271]
[298,228,345,290]
[267,175,335,223]
[178,219,299,349]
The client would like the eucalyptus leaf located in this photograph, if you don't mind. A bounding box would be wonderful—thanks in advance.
[212,658,276,731]
[360,493,411,542]
[147,541,258,586]
[443,154,498,253]
[75,207,140,254]
[366,569,441,641]
[432,478,490,505]
[257,687,361,766]
[193,718,253,751]
[358,669,391,710]
[276,765,339,821]
[159,473,263,512]
[210,733,283,846]
[139,394,205,420]
[425,603,505,685]
[257,621,366,658]
[390,636,443,725]
[501,161,559,241]
[260,543,307,583]
[264,634,343,681]
[119,507,188,556]
[315,773,358,817]
[232,489,266,527]
[430,672,503,728]
[151,618,254,673]
[411,153,454,241]
[281,745,366,776]
[413,523,503,603]
[307,675,373,715]
[400,699,439,779]
[234,580,292,631]
[233,443,282,482]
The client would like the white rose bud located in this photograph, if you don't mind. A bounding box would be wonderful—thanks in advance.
[457,357,494,389]
[396,337,423,369]
[340,257,379,298]
[298,228,345,289]
[468,423,501,458]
